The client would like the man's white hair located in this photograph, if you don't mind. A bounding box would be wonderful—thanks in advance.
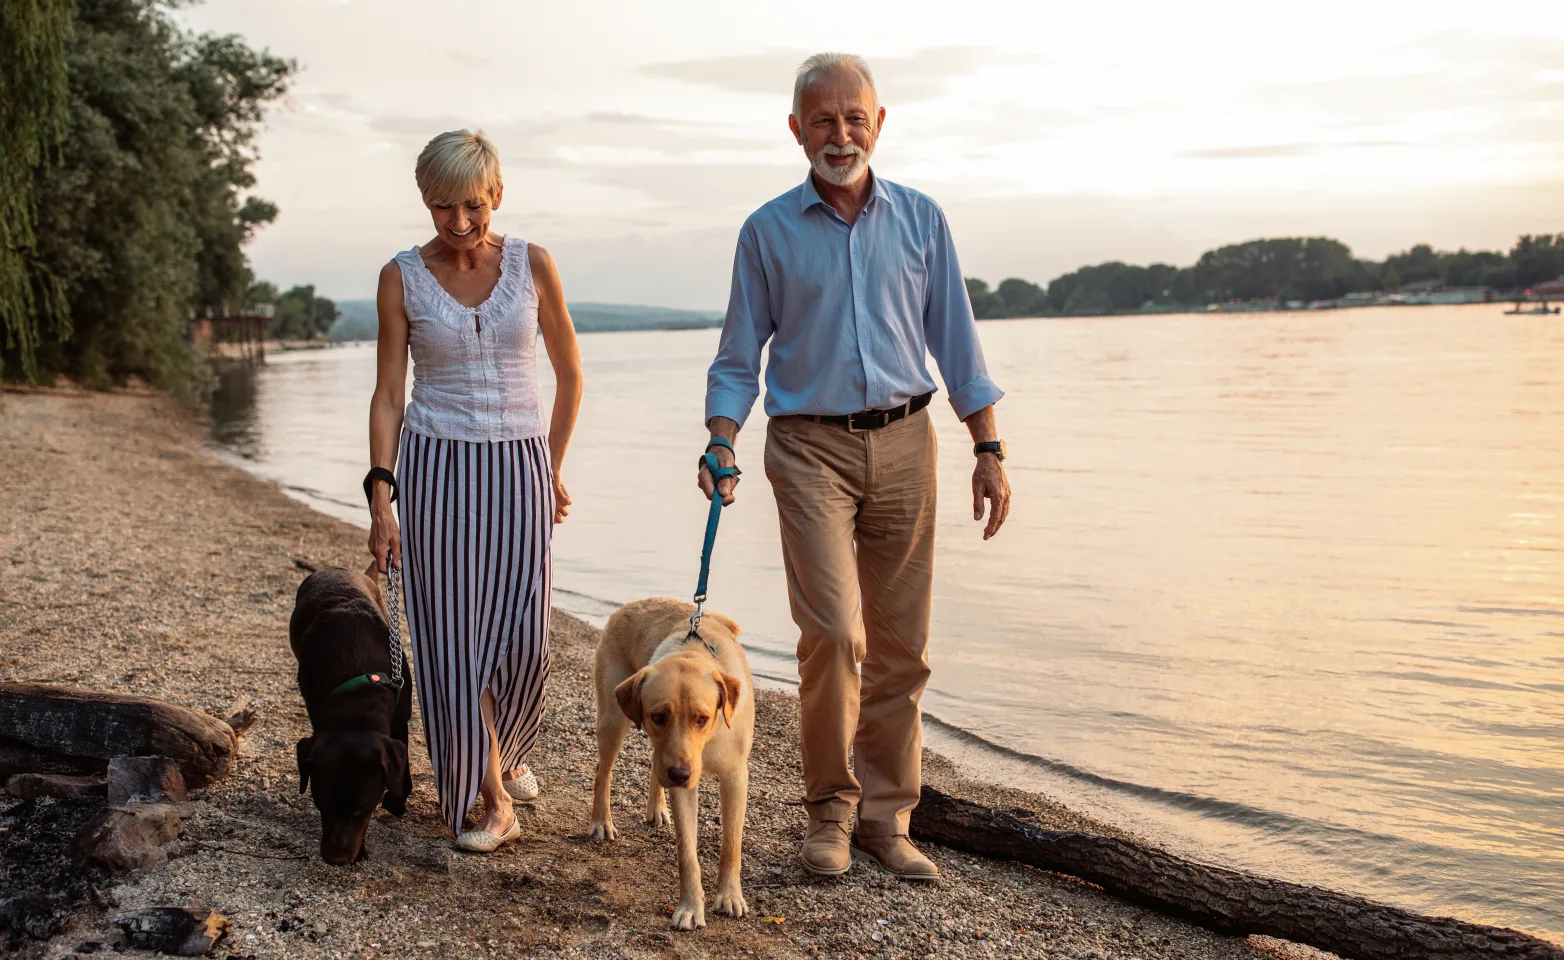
[791,52,878,119]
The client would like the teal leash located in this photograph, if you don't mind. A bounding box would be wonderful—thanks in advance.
[687,443,741,655]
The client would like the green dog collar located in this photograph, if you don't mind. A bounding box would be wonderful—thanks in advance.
[328,672,404,701]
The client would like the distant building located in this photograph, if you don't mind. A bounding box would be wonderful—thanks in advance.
[1415,287,1491,305]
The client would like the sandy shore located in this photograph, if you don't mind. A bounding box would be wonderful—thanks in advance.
[0,387,1329,960]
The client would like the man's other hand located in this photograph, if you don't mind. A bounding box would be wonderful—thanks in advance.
[972,454,1010,540]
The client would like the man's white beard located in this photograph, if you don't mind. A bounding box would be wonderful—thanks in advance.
[809,142,871,187]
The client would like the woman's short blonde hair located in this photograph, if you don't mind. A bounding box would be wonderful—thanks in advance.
[414,129,503,205]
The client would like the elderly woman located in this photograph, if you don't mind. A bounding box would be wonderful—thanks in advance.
[366,130,583,852]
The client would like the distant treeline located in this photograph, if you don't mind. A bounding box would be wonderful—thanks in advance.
[324,300,724,341]
[247,282,339,341]
[967,234,1564,319]
[2,0,293,400]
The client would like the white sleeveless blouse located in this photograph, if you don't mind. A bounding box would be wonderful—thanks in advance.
[395,237,544,443]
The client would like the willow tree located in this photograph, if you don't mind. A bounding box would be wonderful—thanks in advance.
[21,0,293,399]
[0,0,74,382]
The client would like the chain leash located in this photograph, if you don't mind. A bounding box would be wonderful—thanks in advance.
[385,549,406,687]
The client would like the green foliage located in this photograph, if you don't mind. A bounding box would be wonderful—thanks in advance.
[1,0,74,381]
[996,278,1048,317]
[968,232,1563,319]
[1509,234,1564,289]
[5,0,293,400]
[243,279,278,311]
[964,278,1001,319]
[267,284,337,341]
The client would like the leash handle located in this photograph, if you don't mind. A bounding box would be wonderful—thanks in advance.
[385,549,406,688]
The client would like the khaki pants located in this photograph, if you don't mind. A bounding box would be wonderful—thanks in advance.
[763,409,936,838]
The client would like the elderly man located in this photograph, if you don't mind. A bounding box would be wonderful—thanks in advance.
[699,52,1011,880]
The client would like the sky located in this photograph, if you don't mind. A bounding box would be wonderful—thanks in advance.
[177,0,1564,307]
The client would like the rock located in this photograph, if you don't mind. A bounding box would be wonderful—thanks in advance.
[0,893,67,941]
[72,803,185,872]
[111,907,230,956]
[106,756,186,804]
[4,772,107,800]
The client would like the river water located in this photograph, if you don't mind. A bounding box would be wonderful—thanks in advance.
[210,304,1563,940]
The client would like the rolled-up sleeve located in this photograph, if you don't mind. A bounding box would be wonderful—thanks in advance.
[924,207,1004,420]
[705,228,773,428]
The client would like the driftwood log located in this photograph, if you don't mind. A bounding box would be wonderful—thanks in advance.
[216,695,258,737]
[0,683,235,787]
[910,786,1563,960]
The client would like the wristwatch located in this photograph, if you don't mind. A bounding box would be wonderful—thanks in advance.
[974,440,1006,461]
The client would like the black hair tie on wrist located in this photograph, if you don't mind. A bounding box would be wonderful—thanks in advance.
[363,467,399,508]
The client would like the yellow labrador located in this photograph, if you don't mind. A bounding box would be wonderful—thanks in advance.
[589,597,753,931]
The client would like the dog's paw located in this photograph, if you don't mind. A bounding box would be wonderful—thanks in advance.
[587,819,618,842]
[644,805,671,829]
[670,899,706,931]
[711,884,747,919]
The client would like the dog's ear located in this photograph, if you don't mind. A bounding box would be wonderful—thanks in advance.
[714,670,741,728]
[380,737,410,816]
[295,737,314,793]
[615,668,650,729]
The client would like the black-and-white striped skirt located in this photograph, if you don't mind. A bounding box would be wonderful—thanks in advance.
[397,430,553,836]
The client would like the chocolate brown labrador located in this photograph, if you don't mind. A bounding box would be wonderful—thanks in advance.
[289,567,412,865]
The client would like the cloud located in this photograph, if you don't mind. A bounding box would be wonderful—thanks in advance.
[1247,32,1563,129]
[1182,141,1411,159]
[579,161,803,211]
[640,46,998,106]
[364,111,779,165]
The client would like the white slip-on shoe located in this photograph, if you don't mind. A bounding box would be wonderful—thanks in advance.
[503,767,538,802]
[454,815,521,854]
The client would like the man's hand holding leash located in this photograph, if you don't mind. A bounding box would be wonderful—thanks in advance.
[698,417,742,505]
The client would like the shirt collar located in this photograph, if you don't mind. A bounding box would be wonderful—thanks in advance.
[799,168,892,214]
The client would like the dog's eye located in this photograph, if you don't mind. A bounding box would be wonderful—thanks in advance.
[651,713,668,726]
[694,715,708,727]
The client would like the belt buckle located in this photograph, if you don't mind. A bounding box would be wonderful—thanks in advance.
[847,409,887,433]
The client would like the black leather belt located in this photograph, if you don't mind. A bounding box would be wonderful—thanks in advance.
[787,392,933,432]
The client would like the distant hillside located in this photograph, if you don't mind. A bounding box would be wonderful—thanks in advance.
[567,302,723,333]
[330,300,379,341]
[329,299,722,341]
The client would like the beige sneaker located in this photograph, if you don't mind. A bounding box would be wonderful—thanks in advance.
[850,834,939,881]
[800,819,852,876]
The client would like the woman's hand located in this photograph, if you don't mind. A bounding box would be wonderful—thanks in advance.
[553,475,572,524]
[369,504,402,572]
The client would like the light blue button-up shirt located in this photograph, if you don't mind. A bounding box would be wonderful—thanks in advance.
[705,171,1004,428]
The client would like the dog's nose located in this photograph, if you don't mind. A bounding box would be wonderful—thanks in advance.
[666,763,691,786]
